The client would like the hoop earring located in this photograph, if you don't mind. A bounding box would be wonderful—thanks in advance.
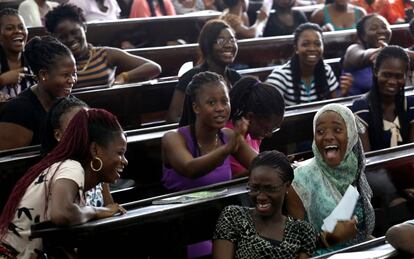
[90,156,103,172]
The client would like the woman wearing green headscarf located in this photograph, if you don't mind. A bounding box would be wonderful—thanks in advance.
[286,103,375,255]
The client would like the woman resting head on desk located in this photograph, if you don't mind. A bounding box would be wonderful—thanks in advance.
[167,19,240,123]
[0,36,77,151]
[45,4,161,88]
[227,76,285,177]
[0,108,127,258]
[213,150,317,259]
[286,103,375,255]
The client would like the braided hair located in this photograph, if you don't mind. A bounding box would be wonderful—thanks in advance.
[180,71,227,155]
[367,45,410,150]
[0,109,122,238]
[230,76,285,122]
[291,23,329,104]
[41,96,89,155]
[249,150,294,183]
[24,36,73,76]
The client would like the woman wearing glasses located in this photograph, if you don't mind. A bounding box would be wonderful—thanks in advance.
[266,23,352,106]
[167,19,240,123]
[227,76,285,177]
[213,151,317,259]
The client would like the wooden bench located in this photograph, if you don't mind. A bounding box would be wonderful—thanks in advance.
[29,144,414,258]
[27,12,221,48]
[131,24,412,77]
[0,0,23,10]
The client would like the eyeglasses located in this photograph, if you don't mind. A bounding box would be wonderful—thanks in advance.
[215,37,236,47]
[247,183,285,194]
[256,118,281,136]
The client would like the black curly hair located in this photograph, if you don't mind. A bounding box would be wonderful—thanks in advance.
[45,4,86,34]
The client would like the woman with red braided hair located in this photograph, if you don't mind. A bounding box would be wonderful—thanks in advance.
[0,108,128,258]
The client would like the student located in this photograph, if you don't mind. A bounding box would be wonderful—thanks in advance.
[342,14,391,96]
[163,71,257,191]
[0,108,127,258]
[18,0,58,27]
[220,0,269,39]
[352,45,414,151]
[263,0,308,37]
[287,104,374,255]
[129,0,176,17]
[228,76,285,177]
[310,0,366,31]
[0,8,36,101]
[167,19,240,122]
[266,23,351,106]
[213,150,317,258]
[41,97,115,207]
[162,71,256,258]
[0,36,77,150]
[45,4,161,88]
[68,0,121,22]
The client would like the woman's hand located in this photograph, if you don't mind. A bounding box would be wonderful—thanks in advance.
[340,73,353,96]
[0,67,27,86]
[0,92,10,102]
[328,216,358,244]
[95,203,126,219]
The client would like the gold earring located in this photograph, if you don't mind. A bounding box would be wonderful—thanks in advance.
[90,156,103,172]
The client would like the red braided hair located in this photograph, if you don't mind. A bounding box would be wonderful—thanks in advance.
[0,108,121,238]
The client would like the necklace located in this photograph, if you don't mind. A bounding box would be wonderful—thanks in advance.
[197,134,219,151]
[78,48,95,72]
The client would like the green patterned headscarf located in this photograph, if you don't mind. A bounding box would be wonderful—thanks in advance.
[292,103,374,250]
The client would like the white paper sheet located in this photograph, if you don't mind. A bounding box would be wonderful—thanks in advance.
[322,185,360,233]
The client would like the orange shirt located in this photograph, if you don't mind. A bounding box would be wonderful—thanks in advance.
[352,0,399,23]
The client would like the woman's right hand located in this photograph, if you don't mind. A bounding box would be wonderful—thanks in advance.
[95,203,126,219]
[328,216,358,244]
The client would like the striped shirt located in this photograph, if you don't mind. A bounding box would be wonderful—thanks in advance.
[75,47,115,88]
[266,60,339,106]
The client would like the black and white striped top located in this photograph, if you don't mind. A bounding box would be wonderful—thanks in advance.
[265,60,339,106]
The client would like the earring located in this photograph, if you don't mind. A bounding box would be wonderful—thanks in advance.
[90,156,103,172]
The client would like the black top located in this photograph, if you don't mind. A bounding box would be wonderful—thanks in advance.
[263,10,308,37]
[0,88,46,145]
[175,62,242,93]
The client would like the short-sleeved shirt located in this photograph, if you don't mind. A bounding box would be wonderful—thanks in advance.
[176,63,241,93]
[0,88,46,145]
[129,0,176,17]
[213,205,317,259]
[266,60,339,106]
[263,10,308,37]
[2,160,85,258]
[68,0,121,21]
[352,95,414,150]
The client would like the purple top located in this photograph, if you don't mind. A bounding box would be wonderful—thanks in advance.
[162,126,232,191]
[345,66,373,96]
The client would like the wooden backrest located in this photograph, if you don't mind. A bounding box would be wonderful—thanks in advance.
[131,24,412,76]
[27,12,221,48]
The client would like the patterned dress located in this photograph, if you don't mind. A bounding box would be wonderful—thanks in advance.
[213,205,317,258]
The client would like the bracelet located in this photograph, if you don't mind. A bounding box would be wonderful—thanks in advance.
[120,72,129,83]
